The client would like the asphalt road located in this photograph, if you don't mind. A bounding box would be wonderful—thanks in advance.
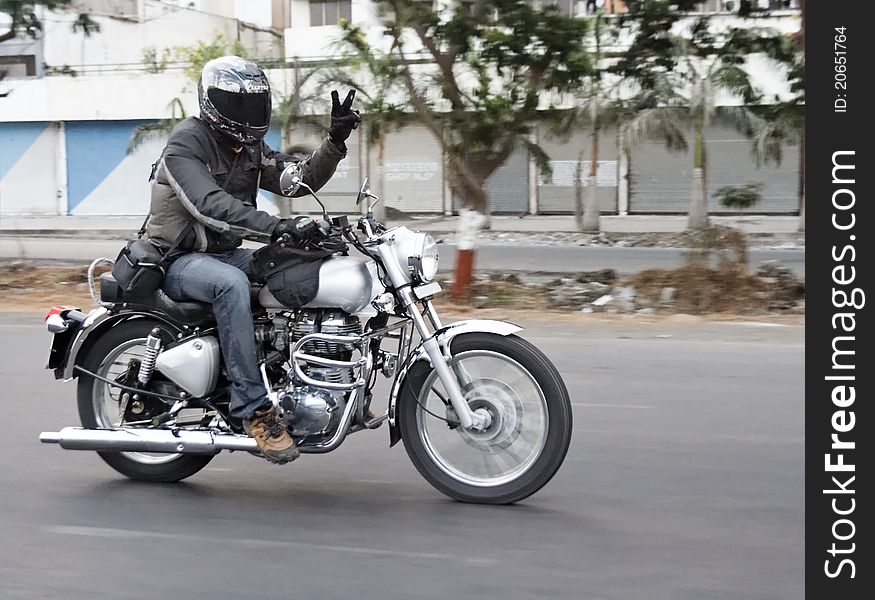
[1,236,805,277]
[0,314,803,600]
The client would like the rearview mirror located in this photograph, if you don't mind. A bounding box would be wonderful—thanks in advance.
[356,177,370,205]
[279,163,304,197]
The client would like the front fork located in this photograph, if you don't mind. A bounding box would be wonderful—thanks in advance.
[398,288,491,431]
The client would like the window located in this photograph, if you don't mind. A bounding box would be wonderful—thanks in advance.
[309,0,352,26]
[0,55,37,78]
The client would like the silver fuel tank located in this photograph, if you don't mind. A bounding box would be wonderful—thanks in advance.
[258,256,385,315]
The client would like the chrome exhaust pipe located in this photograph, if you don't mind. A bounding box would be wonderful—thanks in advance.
[39,427,257,454]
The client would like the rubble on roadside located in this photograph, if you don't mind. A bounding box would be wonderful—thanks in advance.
[432,229,805,250]
[454,259,805,316]
[1,258,805,316]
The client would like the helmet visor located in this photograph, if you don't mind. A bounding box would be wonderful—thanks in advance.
[207,88,271,128]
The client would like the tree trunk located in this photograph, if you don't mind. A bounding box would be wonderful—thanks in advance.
[452,209,486,301]
[582,128,601,232]
[451,168,489,301]
[688,168,708,229]
[573,149,585,231]
[688,124,709,229]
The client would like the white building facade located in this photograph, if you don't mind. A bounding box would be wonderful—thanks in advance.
[0,0,802,217]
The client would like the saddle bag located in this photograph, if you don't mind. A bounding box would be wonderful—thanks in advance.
[111,239,166,297]
[111,218,192,299]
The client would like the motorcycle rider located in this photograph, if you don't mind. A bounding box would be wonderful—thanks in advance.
[145,56,360,464]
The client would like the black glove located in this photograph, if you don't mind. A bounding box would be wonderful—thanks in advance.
[327,89,361,145]
[272,216,319,243]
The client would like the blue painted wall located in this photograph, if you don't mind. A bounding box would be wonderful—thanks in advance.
[0,122,49,179]
[64,120,156,212]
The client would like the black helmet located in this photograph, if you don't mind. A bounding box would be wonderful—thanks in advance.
[198,56,271,144]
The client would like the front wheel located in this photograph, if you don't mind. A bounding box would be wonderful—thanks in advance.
[399,333,572,504]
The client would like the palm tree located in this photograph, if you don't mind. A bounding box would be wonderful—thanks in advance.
[749,101,803,229]
[127,97,186,153]
[556,12,686,232]
[674,24,763,229]
[554,13,612,232]
[750,3,805,232]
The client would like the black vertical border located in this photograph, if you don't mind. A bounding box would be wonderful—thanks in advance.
[805,1,872,597]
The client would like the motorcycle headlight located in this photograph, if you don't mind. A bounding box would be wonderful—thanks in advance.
[388,228,440,284]
[417,234,439,282]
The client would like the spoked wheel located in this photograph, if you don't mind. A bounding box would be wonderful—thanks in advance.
[399,333,572,504]
[76,320,214,482]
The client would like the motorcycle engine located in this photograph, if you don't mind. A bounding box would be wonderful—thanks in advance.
[262,309,362,438]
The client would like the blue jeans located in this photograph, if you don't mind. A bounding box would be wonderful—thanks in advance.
[163,248,271,421]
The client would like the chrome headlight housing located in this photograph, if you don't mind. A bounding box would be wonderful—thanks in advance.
[389,230,440,284]
[417,234,439,282]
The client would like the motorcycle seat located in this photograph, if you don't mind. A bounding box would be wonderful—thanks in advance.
[99,273,214,326]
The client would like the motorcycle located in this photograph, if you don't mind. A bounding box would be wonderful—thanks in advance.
[40,174,572,504]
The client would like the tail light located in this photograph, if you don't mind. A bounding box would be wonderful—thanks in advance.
[45,306,78,333]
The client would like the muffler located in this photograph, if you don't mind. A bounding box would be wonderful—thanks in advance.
[39,427,258,454]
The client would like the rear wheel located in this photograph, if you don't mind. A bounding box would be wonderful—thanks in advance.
[76,319,214,482]
[399,333,572,504]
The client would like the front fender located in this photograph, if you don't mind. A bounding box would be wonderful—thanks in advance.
[387,319,523,447]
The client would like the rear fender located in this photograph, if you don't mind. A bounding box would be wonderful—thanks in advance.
[60,308,180,381]
[386,319,523,447]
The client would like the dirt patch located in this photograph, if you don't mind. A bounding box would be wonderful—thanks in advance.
[627,265,763,314]
[0,260,804,318]
[0,262,109,312]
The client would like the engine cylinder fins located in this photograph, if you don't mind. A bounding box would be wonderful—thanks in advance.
[291,309,363,359]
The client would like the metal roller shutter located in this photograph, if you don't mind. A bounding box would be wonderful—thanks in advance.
[451,147,529,214]
[628,136,692,214]
[536,125,619,215]
[629,123,801,214]
[486,147,529,214]
[381,125,443,214]
[706,124,800,214]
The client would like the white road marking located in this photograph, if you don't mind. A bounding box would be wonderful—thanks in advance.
[43,525,497,564]
[572,402,652,409]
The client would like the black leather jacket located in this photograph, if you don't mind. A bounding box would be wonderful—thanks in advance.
[146,116,345,253]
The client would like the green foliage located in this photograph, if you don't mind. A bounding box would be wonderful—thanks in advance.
[175,33,249,85]
[331,22,407,147]
[353,0,594,212]
[612,2,791,228]
[141,46,172,74]
[139,33,249,85]
[611,1,681,102]
[714,183,763,210]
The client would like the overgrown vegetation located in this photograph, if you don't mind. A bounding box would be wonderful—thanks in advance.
[714,183,763,210]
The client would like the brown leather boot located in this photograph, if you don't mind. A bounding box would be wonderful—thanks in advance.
[244,407,300,464]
